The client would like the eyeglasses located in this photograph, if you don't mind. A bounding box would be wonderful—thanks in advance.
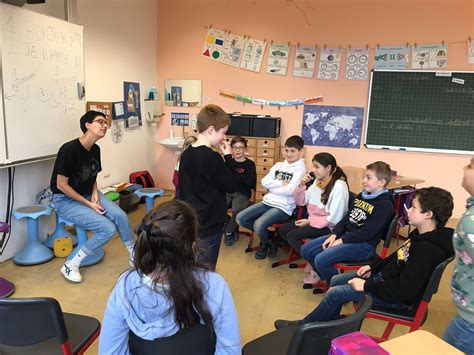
[232,146,245,150]
[92,119,108,126]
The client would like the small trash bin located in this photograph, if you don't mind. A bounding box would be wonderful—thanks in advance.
[119,189,139,212]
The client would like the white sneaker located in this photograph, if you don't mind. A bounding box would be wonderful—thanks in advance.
[61,262,82,283]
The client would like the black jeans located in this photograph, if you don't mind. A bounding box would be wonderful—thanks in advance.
[278,221,331,254]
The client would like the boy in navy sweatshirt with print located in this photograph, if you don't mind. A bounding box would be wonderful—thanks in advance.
[300,161,394,284]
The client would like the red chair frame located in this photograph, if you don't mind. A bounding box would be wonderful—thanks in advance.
[358,255,454,342]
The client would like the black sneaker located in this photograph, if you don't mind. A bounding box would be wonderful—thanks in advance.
[255,243,269,259]
[224,232,234,247]
[233,230,240,242]
[268,240,279,258]
[274,319,301,329]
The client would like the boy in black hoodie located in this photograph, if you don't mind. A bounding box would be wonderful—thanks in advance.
[275,186,454,327]
[301,161,394,285]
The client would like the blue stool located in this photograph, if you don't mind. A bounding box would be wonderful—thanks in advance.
[43,210,78,249]
[13,205,53,265]
[134,188,165,213]
[59,217,105,267]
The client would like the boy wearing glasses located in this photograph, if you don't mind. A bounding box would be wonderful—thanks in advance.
[223,136,257,246]
[51,111,134,283]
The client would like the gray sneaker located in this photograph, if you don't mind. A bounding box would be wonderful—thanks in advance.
[224,232,234,246]
[274,319,301,329]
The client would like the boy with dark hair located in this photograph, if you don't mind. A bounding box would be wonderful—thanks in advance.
[301,161,394,285]
[275,186,455,327]
[224,136,257,246]
[179,104,236,269]
[51,111,134,283]
[236,135,306,259]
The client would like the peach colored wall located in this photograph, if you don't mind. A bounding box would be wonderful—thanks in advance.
[157,0,474,217]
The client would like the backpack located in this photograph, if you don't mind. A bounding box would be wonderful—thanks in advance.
[129,171,155,188]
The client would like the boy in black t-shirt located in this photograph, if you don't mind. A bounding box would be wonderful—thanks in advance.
[51,111,134,283]
[223,136,257,246]
[178,104,237,269]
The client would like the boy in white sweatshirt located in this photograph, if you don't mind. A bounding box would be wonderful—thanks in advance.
[236,136,306,259]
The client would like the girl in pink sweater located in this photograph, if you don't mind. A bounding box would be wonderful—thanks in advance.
[278,153,349,283]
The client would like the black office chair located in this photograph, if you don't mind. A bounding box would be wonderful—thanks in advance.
[129,323,216,355]
[242,295,373,355]
[0,297,100,355]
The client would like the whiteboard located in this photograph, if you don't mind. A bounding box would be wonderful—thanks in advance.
[0,3,84,165]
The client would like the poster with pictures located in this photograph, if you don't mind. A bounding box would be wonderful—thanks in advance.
[240,38,266,72]
[317,48,342,80]
[202,28,226,61]
[411,44,448,69]
[266,43,290,76]
[346,48,369,80]
[123,81,142,128]
[374,46,408,69]
[292,46,317,78]
[468,41,474,64]
[220,33,245,67]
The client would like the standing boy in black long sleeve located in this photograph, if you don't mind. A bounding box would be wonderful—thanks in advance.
[178,104,236,269]
[223,136,257,246]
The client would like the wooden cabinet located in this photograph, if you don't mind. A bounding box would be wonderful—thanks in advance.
[225,136,281,201]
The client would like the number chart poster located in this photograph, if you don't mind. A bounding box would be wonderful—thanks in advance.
[123,81,142,128]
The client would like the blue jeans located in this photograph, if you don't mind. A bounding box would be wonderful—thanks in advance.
[444,315,474,355]
[303,272,409,323]
[236,202,290,244]
[300,235,375,282]
[196,229,223,271]
[53,192,133,254]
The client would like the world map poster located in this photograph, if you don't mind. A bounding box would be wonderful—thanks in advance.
[302,105,364,149]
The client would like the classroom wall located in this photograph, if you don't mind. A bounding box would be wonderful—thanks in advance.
[156,0,474,217]
[0,0,158,261]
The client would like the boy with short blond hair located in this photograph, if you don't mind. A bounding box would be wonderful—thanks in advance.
[179,104,236,269]
[301,161,394,284]
[236,135,306,259]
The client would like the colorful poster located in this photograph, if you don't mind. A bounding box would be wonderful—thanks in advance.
[293,45,317,78]
[411,44,448,69]
[240,38,266,72]
[266,43,290,76]
[220,33,245,67]
[202,28,225,61]
[468,41,474,64]
[317,48,342,80]
[374,46,409,69]
[346,48,369,80]
[302,105,363,149]
[123,81,141,128]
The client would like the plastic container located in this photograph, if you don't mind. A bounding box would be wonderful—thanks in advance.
[105,191,120,205]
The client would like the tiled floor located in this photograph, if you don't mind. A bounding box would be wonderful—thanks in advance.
[2,193,457,353]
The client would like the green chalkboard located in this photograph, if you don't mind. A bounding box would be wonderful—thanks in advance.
[365,70,474,154]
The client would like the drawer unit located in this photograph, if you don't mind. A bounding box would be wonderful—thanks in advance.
[257,139,275,148]
[256,157,274,166]
[257,148,274,157]
[244,147,256,157]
